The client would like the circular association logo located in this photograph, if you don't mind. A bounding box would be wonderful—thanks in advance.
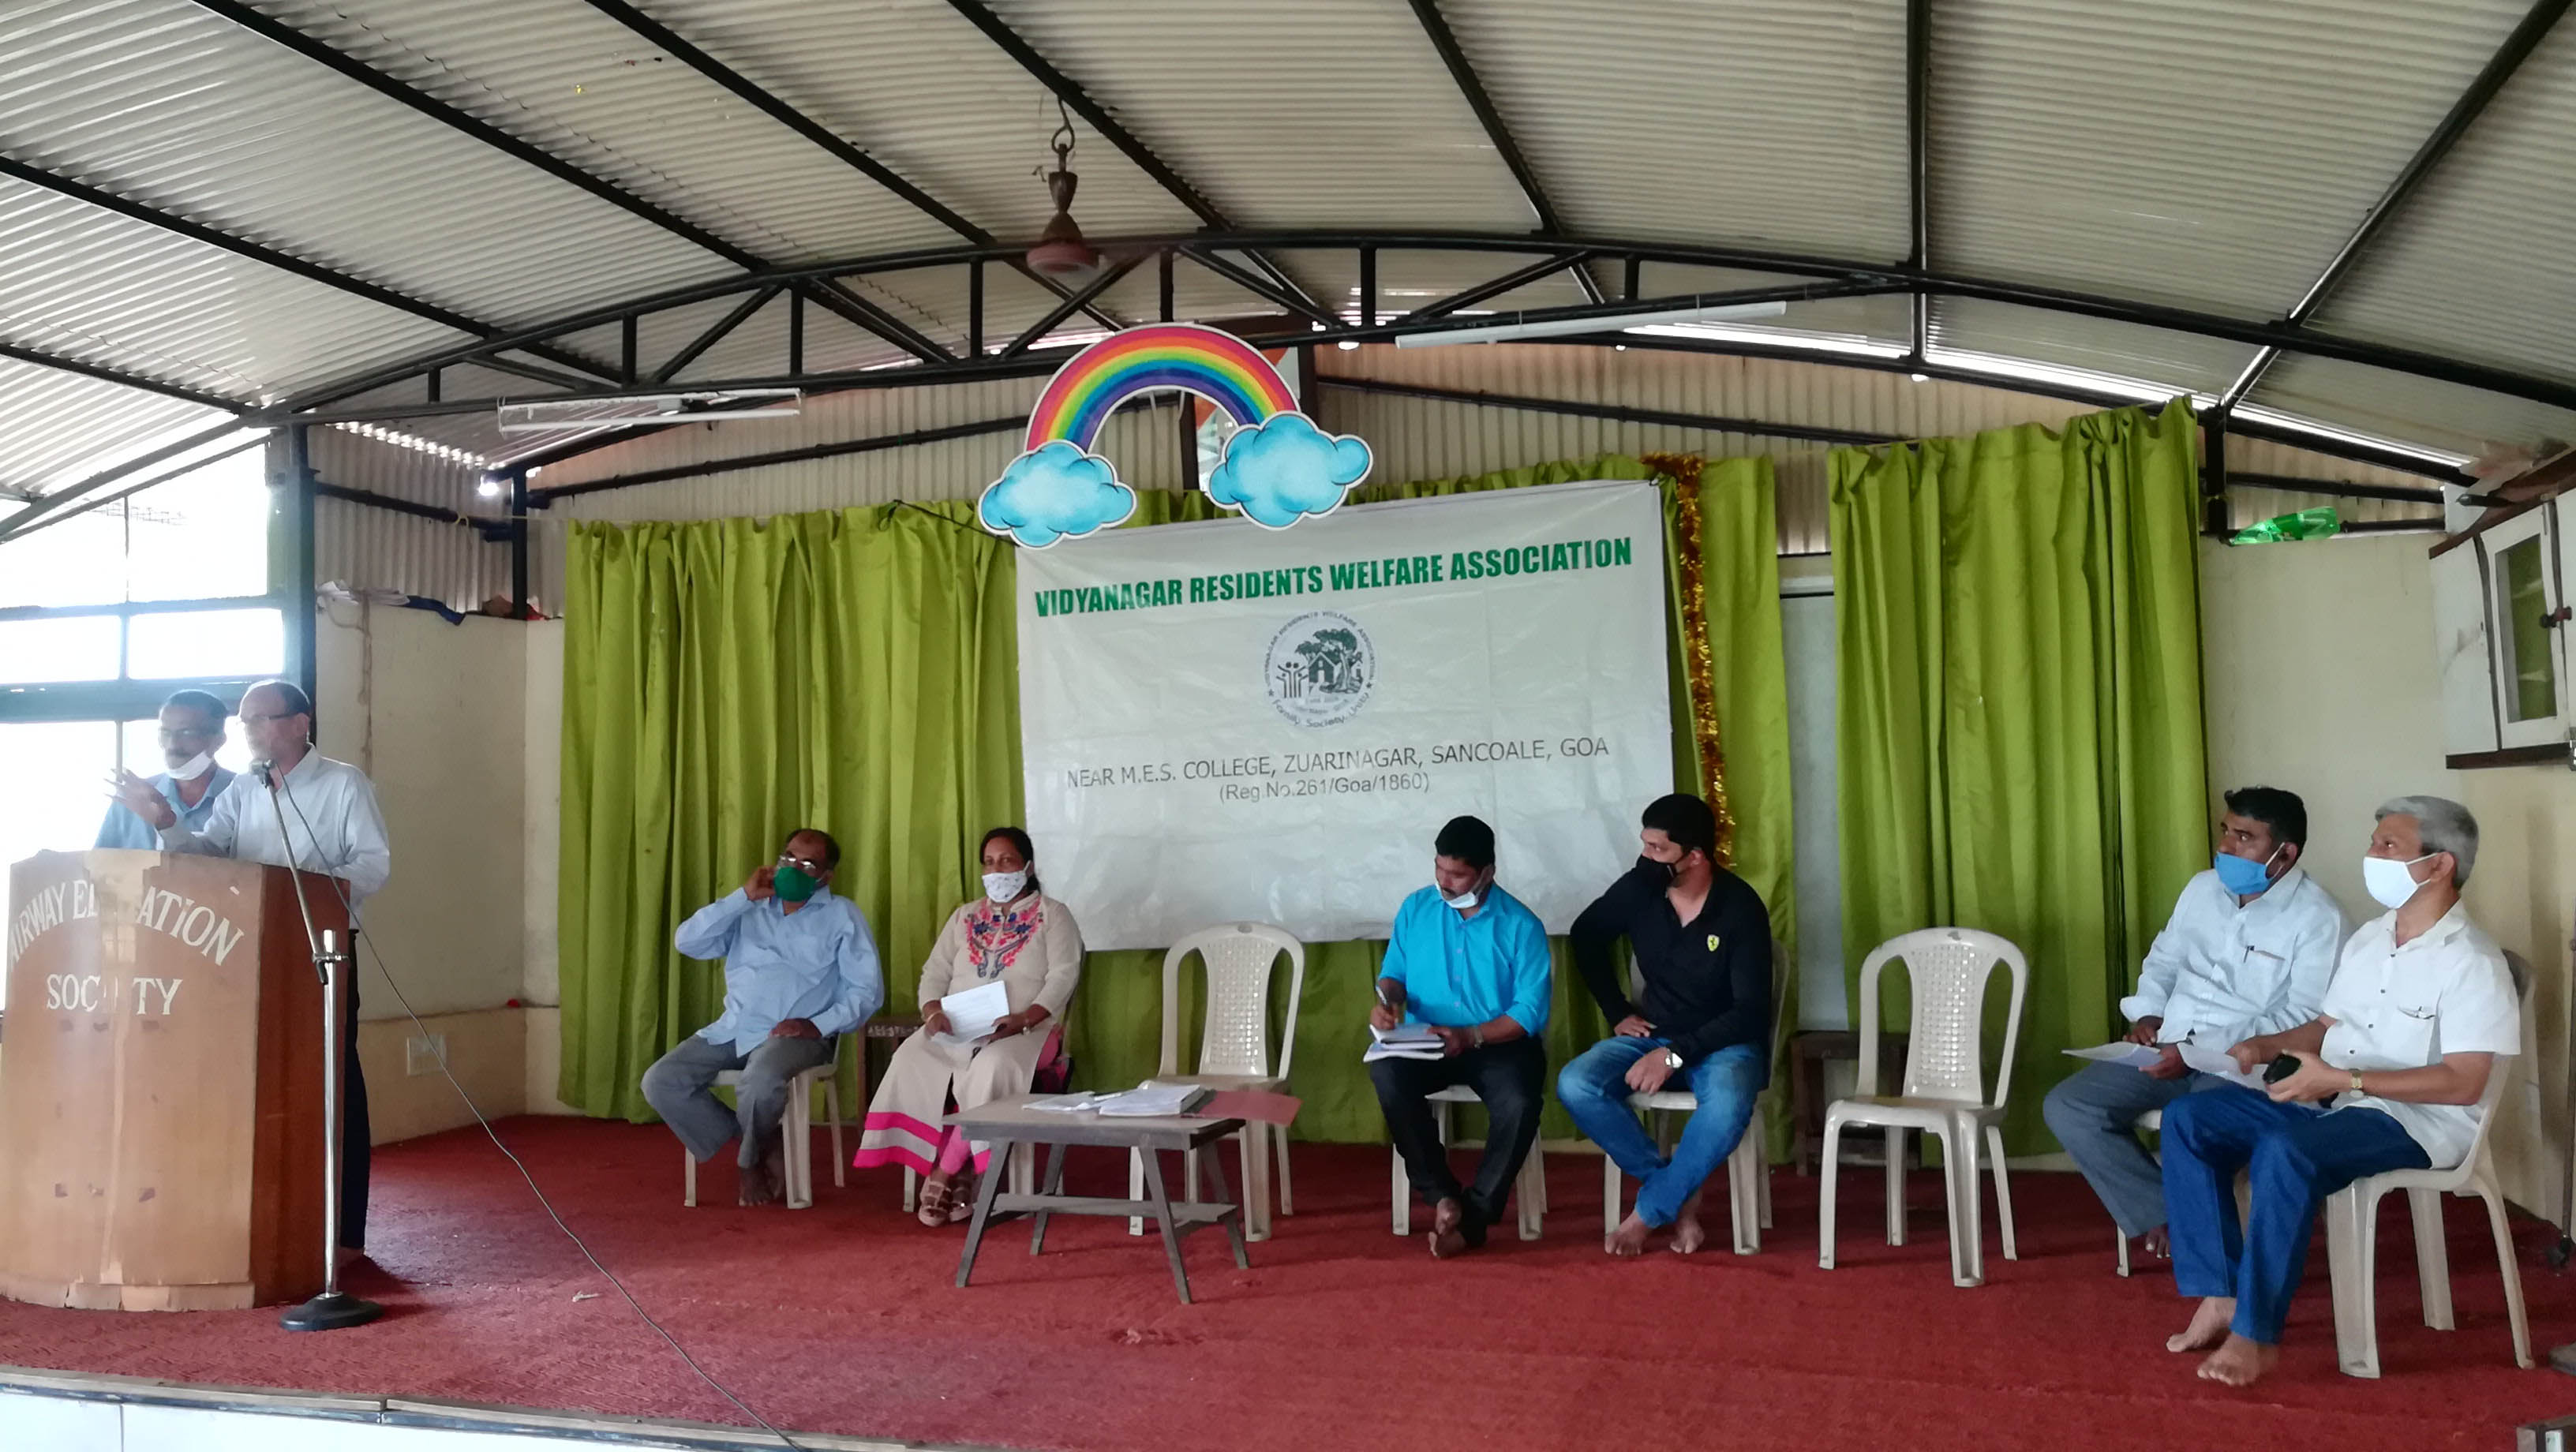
[1264,610,1374,728]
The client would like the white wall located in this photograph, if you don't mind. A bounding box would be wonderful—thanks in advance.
[2200,533,2562,1218]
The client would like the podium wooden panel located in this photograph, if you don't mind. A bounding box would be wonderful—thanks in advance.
[2,850,344,1310]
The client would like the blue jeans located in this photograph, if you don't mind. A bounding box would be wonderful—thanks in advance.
[2162,1087,2429,1344]
[1557,1038,1764,1226]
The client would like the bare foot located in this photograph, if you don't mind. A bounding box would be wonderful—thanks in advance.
[737,1153,783,1207]
[1606,1211,1654,1256]
[1430,1198,1469,1259]
[2196,1334,2278,1387]
[2141,1226,2170,1260]
[1670,1184,1709,1255]
[2166,1297,2233,1353]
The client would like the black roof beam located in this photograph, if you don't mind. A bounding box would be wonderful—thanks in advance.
[1180,246,1342,329]
[938,0,1322,318]
[2222,0,2573,408]
[1402,0,1602,305]
[1000,256,1141,357]
[0,340,242,414]
[806,279,955,364]
[1397,251,1593,324]
[0,155,621,385]
[650,285,782,387]
[1904,0,1932,360]
[0,420,250,541]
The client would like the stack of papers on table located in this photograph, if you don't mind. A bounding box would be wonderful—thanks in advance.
[1092,1083,1213,1117]
[1028,1091,1109,1113]
[1363,1023,1446,1064]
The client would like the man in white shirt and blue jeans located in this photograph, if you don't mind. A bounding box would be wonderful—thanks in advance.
[2162,796,2520,1387]
[2043,787,2346,1261]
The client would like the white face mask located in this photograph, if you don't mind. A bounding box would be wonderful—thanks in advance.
[1443,879,1486,911]
[982,869,1030,903]
[166,750,216,782]
[2362,852,2436,911]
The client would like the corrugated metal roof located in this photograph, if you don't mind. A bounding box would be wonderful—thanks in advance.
[2311,17,2576,388]
[975,0,1533,229]
[2248,352,2576,459]
[1927,298,2260,400]
[0,359,236,498]
[1934,0,2536,316]
[1440,0,1913,256]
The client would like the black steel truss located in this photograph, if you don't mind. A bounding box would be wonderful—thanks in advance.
[2221,0,2573,408]
[1904,0,1933,361]
[0,339,242,414]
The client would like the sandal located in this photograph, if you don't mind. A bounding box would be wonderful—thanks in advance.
[945,1169,977,1223]
[917,1175,954,1226]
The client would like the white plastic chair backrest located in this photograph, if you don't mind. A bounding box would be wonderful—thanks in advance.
[2412,948,2532,1191]
[1161,922,1305,1080]
[1855,927,2028,1107]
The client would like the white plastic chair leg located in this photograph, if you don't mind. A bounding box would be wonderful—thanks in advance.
[1391,1144,1412,1235]
[1011,1141,1035,1197]
[1602,1145,1624,1240]
[902,1166,918,1213]
[2409,1187,2453,1330]
[1275,1121,1295,1217]
[1516,1147,1544,1241]
[1238,1124,1271,1241]
[2483,1187,2536,1368]
[1728,1136,1759,1255]
[1884,1127,1908,1247]
[1757,1145,1773,1230]
[783,1076,812,1209]
[826,1078,845,1190]
[1130,1147,1148,1236]
[1985,1122,2017,1261]
[2115,1228,2132,1277]
[1818,1116,1845,1269]
[1943,1123,1982,1287]
[2329,1184,2386,1378]
[683,1148,697,1208]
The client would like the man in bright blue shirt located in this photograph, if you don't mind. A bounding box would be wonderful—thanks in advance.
[642,828,886,1206]
[95,689,236,848]
[1368,814,1553,1257]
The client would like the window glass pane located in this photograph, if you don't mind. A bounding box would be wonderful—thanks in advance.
[0,720,120,1009]
[0,616,121,683]
[2499,536,2556,723]
[125,608,283,681]
[125,449,269,603]
[0,508,123,609]
[122,704,256,780]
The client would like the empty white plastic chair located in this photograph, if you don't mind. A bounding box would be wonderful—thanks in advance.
[1600,937,1785,1252]
[683,1058,843,1210]
[1128,922,1305,1241]
[2323,952,2533,1378]
[1391,1086,1548,1241]
[1819,927,2028,1286]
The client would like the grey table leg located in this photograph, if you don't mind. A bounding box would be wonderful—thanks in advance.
[953,1137,1013,1289]
[1196,1141,1251,1270]
[1030,1141,1069,1256]
[1136,1145,1193,1305]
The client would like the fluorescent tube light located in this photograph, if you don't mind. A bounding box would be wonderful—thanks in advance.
[1395,301,1788,348]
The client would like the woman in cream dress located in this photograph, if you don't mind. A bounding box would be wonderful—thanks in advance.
[853,827,1083,1223]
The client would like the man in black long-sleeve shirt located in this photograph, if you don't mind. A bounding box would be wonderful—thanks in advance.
[1559,792,1773,1256]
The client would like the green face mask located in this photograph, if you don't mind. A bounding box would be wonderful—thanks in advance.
[772,863,822,903]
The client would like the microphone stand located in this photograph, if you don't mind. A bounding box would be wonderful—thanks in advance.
[256,758,384,1333]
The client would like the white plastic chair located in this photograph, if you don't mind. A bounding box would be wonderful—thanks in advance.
[682,1058,843,1210]
[2323,951,2534,1378]
[1600,938,1785,1252]
[1128,922,1305,1241]
[1819,927,2028,1286]
[1391,1087,1548,1241]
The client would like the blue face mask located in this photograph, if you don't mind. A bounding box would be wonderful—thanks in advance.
[2212,846,2281,897]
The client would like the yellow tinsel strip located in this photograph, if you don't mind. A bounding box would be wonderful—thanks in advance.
[1643,451,1736,868]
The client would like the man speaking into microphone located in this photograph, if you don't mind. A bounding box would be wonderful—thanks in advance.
[112,677,391,1261]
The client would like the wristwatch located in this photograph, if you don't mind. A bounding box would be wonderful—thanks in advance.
[2349,1068,2365,1094]
[1662,1049,1684,1072]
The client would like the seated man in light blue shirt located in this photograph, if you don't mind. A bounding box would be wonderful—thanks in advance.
[2042,786,2346,1262]
[1367,814,1553,1258]
[643,828,886,1206]
[95,689,235,848]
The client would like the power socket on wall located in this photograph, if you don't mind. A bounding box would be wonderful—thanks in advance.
[405,1032,447,1078]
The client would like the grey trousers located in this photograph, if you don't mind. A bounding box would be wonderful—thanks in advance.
[2039,1059,2230,1237]
[641,1032,837,1169]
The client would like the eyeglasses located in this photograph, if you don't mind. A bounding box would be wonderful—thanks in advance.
[238,711,299,726]
[156,726,218,743]
[777,852,829,875]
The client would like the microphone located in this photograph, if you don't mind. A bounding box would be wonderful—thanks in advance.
[251,758,275,788]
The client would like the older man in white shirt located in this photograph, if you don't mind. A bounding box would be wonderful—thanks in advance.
[2161,795,2519,1387]
[2043,787,2346,1259]
[112,678,392,1256]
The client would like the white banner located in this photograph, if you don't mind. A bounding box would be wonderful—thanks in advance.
[1017,480,1672,950]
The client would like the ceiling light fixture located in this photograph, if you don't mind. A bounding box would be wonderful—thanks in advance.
[1394,299,1788,348]
[1025,100,1099,280]
[495,388,803,435]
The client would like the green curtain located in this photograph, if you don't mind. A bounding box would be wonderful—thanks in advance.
[1831,404,2207,1154]
[558,502,1019,1119]
[560,456,1797,1150]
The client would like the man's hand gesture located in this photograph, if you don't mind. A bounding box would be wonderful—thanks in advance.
[107,770,176,831]
[744,865,777,901]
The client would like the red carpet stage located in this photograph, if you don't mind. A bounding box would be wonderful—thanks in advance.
[1,1117,2568,1450]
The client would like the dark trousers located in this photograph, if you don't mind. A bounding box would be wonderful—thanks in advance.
[1369,1036,1546,1245]
[340,976,369,1250]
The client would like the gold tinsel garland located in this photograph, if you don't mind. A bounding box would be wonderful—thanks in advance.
[1643,451,1737,867]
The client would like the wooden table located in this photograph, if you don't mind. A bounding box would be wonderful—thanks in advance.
[949,1096,1250,1305]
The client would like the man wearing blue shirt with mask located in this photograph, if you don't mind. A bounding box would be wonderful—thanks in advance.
[1367,814,1553,1258]
[2042,786,2346,1263]
[643,828,886,1206]
[95,689,236,848]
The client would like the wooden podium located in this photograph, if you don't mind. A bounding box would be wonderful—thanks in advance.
[1,849,345,1311]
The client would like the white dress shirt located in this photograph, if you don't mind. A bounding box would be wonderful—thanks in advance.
[158,750,394,913]
[2319,903,2520,1169]
[2121,866,2347,1047]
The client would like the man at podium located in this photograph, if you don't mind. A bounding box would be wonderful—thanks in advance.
[111,678,392,1259]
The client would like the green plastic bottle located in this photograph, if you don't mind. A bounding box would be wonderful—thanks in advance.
[2229,505,2341,545]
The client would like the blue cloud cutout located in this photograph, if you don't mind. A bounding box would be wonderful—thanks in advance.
[1205,414,1374,530]
[978,440,1138,548]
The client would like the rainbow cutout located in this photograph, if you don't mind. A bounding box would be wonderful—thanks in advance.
[1024,323,1301,451]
